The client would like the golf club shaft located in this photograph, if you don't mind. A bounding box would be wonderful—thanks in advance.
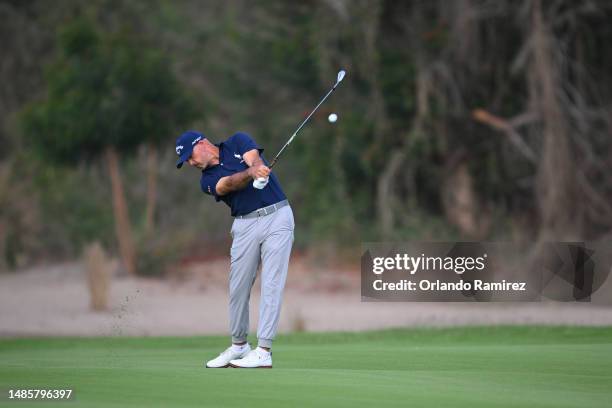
[269,84,340,169]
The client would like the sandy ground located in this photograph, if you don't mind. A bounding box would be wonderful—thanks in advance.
[1,259,612,337]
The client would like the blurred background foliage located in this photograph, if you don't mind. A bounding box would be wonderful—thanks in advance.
[2,0,612,275]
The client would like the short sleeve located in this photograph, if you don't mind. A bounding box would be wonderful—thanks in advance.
[200,171,223,201]
[232,132,262,155]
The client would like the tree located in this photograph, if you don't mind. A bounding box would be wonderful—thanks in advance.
[21,18,194,274]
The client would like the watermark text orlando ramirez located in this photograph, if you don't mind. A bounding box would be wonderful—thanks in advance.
[362,242,611,302]
[371,253,526,292]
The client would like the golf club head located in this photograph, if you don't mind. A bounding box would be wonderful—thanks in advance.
[336,70,346,84]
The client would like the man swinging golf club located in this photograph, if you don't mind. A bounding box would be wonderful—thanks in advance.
[176,130,293,368]
[175,69,345,369]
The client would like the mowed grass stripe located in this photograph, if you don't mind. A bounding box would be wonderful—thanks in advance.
[1,326,611,408]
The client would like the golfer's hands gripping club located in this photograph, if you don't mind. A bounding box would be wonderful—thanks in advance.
[249,164,270,190]
[253,177,269,189]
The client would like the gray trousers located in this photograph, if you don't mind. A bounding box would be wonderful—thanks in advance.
[229,205,294,348]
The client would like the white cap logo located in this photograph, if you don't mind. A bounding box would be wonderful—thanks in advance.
[176,145,184,155]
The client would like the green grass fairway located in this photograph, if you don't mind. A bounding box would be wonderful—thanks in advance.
[1,326,611,407]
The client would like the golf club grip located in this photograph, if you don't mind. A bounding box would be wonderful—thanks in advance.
[269,157,278,169]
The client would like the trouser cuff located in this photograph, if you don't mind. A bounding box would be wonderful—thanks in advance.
[258,338,273,348]
[232,336,247,344]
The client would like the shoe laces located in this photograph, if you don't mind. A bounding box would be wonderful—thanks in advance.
[220,346,235,357]
[241,350,257,360]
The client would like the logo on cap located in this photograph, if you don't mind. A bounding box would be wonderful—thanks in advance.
[176,145,184,155]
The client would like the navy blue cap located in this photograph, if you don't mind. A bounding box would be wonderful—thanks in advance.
[176,131,205,168]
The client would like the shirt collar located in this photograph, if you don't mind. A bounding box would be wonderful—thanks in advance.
[215,142,224,164]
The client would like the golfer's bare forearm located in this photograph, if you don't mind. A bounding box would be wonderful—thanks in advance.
[216,150,270,196]
[216,171,252,196]
[243,149,263,167]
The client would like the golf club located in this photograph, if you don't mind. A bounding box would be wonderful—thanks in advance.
[253,69,346,189]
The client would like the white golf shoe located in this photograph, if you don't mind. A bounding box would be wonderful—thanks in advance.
[229,347,272,368]
[205,344,251,368]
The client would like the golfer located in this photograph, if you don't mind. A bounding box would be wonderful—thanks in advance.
[175,130,294,368]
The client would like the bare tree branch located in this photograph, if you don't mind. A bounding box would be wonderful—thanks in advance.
[472,108,537,162]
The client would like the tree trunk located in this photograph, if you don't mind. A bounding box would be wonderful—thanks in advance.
[0,163,7,271]
[0,219,6,272]
[105,147,137,275]
[144,144,158,237]
[530,0,583,241]
[377,150,405,238]
[442,158,491,239]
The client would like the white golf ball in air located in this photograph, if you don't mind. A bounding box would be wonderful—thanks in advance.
[328,113,338,123]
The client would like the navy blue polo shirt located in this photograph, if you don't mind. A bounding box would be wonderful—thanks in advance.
[200,133,287,217]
